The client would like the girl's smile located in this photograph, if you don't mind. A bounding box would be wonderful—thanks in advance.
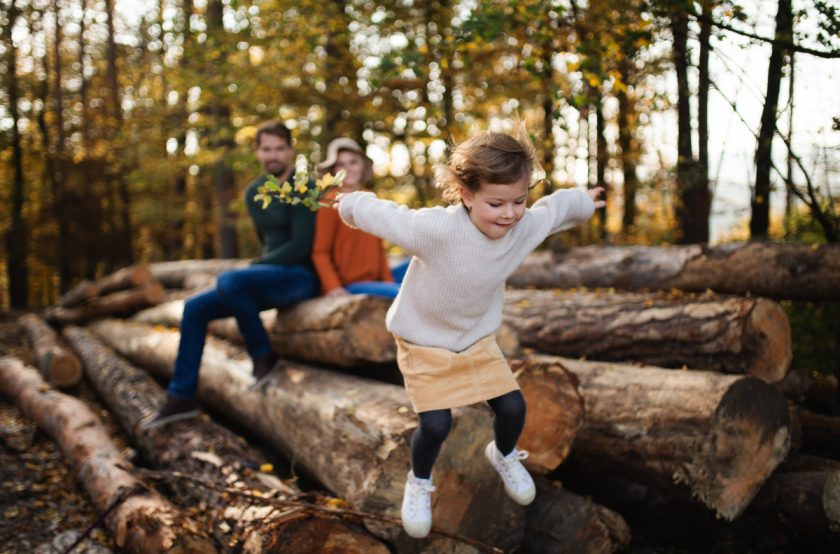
[460,180,529,240]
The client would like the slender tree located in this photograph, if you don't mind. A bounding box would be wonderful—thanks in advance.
[4,0,29,307]
[750,0,792,239]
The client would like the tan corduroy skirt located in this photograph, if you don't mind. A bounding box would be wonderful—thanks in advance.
[394,334,520,413]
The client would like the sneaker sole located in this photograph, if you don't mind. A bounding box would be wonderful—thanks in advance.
[140,409,199,430]
[402,520,431,539]
[484,442,536,506]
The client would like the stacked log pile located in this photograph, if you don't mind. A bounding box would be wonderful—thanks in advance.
[13,242,840,550]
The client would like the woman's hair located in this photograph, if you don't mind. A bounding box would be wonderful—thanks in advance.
[435,123,539,204]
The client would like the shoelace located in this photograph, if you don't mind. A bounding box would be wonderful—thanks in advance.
[407,480,435,512]
[501,450,530,483]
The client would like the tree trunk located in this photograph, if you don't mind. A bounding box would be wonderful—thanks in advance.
[133,295,398,367]
[595,97,608,239]
[751,0,792,239]
[541,355,793,520]
[78,0,90,149]
[46,283,165,325]
[525,477,631,554]
[617,63,637,232]
[509,242,840,301]
[85,319,585,552]
[62,326,389,552]
[672,10,709,244]
[4,0,28,308]
[503,288,791,383]
[0,356,216,553]
[19,314,82,387]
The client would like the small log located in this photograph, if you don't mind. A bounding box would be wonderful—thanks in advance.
[751,468,840,535]
[508,243,840,301]
[525,477,631,554]
[46,283,165,325]
[134,295,395,367]
[87,319,581,552]
[534,355,793,520]
[92,265,152,296]
[0,356,215,553]
[796,408,840,460]
[504,289,792,383]
[56,279,97,308]
[18,313,82,387]
[63,325,388,552]
[148,259,249,288]
[776,370,838,413]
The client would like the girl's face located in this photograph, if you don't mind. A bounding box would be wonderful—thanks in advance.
[460,179,529,240]
[334,150,366,191]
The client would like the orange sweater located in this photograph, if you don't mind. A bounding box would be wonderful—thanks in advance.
[312,201,393,294]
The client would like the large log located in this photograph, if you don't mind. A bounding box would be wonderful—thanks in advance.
[62,325,388,552]
[18,313,82,387]
[532,354,793,520]
[46,283,165,325]
[795,409,840,460]
[524,477,631,554]
[56,279,97,308]
[509,243,840,301]
[148,259,249,288]
[134,295,397,367]
[776,370,838,413]
[87,319,583,552]
[0,356,215,553]
[504,289,792,383]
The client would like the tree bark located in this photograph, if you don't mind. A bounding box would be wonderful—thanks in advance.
[525,477,631,554]
[538,355,793,520]
[509,242,840,301]
[85,319,585,552]
[46,283,165,325]
[91,265,153,296]
[795,408,840,461]
[4,0,28,308]
[148,259,249,288]
[0,356,216,553]
[62,326,389,552]
[18,314,81,387]
[617,61,637,232]
[776,370,838,413]
[503,288,791,383]
[57,279,97,308]
[134,295,398,367]
[751,0,792,239]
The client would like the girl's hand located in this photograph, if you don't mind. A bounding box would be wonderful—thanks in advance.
[588,187,606,209]
[326,287,350,297]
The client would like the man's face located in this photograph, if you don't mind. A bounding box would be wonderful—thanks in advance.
[255,133,294,176]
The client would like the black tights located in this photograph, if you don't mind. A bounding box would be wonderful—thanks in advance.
[410,390,526,479]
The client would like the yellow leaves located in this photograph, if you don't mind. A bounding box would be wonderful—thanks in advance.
[259,463,274,473]
[316,169,346,191]
[324,497,351,510]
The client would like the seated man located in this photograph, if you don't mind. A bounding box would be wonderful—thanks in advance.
[143,121,317,429]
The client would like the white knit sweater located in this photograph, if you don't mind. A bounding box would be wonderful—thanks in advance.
[338,188,595,352]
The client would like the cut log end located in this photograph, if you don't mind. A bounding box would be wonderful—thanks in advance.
[745,299,792,383]
[680,377,792,520]
[45,351,83,387]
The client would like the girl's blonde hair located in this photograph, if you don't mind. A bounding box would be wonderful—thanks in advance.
[435,123,539,204]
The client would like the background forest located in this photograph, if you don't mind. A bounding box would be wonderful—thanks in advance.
[1,0,839,345]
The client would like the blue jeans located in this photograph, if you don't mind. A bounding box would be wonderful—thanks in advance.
[168,264,317,399]
[344,258,410,300]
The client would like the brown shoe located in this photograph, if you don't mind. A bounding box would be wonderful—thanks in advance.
[141,394,199,430]
[250,350,281,391]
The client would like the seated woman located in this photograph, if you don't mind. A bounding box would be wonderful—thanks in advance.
[312,137,405,299]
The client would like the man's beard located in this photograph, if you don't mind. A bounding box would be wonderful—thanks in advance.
[266,162,287,177]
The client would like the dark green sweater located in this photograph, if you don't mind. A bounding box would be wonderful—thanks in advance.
[245,173,316,270]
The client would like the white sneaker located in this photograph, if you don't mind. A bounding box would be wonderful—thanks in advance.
[485,440,536,505]
[401,471,435,539]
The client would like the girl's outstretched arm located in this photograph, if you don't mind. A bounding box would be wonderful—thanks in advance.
[333,191,431,257]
